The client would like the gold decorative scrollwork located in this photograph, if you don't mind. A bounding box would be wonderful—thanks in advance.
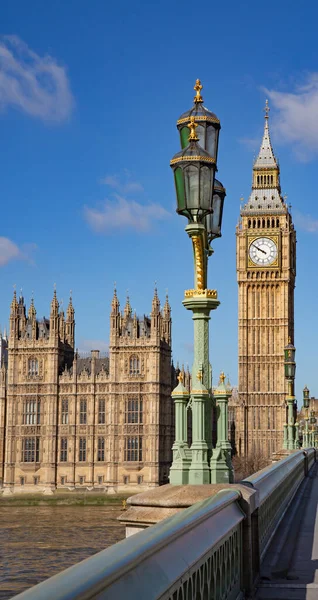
[192,235,205,290]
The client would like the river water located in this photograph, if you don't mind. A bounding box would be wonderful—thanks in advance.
[0,506,125,599]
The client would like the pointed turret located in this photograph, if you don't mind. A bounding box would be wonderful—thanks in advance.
[10,290,19,341]
[28,296,37,340]
[241,100,284,214]
[28,297,36,321]
[152,286,160,314]
[123,295,132,319]
[18,290,26,338]
[151,286,161,339]
[59,304,65,341]
[50,287,59,341]
[162,293,171,344]
[111,287,120,315]
[110,287,120,341]
[65,293,75,347]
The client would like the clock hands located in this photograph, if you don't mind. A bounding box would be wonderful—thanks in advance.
[252,243,267,255]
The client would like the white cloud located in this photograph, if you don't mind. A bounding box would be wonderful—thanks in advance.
[0,237,37,266]
[0,237,20,265]
[293,210,318,233]
[84,194,170,233]
[264,73,318,160]
[100,174,144,194]
[0,35,74,122]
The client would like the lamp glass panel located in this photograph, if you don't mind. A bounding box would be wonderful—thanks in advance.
[180,127,189,149]
[196,124,206,149]
[174,168,186,211]
[206,126,217,160]
[211,193,222,237]
[184,165,200,211]
[199,166,213,212]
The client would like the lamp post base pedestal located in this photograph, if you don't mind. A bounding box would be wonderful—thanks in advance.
[210,445,234,484]
[169,444,191,485]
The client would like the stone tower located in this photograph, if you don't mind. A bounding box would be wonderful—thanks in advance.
[236,102,296,458]
[108,287,173,487]
[3,290,74,491]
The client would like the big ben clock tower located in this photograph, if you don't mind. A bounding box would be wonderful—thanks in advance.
[236,101,296,458]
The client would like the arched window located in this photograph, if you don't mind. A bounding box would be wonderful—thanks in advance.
[129,355,140,375]
[28,358,39,376]
[80,399,87,424]
[248,219,251,228]
[23,399,40,425]
[276,218,279,227]
[267,219,270,228]
[61,399,68,424]
[272,218,275,228]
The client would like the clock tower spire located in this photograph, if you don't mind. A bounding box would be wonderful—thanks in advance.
[236,101,296,459]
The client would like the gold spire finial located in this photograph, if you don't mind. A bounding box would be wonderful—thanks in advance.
[288,336,291,344]
[264,99,270,119]
[219,371,226,384]
[188,116,199,141]
[177,371,184,384]
[194,79,203,103]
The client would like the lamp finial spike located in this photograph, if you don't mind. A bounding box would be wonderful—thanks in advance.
[194,79,203,103]
[188,116,199,141]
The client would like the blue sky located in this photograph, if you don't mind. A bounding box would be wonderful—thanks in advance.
[1,0,318,401]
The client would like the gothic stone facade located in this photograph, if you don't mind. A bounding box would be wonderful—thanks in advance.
[234,106,296,458]
[0,288,174,493]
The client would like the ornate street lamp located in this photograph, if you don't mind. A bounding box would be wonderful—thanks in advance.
[169,80,229,485]
[177,79,220,161]
[171,116,217,226]
[283,339,296,450]
[303,386,310,447]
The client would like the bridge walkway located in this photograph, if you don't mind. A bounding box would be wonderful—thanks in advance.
[256,462,318,600]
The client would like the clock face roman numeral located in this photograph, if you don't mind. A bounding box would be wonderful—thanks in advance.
[249,237,278,266]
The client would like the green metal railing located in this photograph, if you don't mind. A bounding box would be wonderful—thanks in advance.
[242,449,315,558]
[13,490,244,600]
[13,449,315,600]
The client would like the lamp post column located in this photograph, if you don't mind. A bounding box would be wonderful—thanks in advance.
[183,224,219,484]
[210,372,234,483]
[287,395,295,451]
[284,340,296,451]
[283,423,288,449]
[304,415,309,447]
[169,373,191,484]
[294,421,300,449]
[303,387,310,448]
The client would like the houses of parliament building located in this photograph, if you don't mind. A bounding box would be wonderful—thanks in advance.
[0,100,297,494]
[0,288,175,493]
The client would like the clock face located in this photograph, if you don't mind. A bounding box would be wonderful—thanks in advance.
[249,237,278,266]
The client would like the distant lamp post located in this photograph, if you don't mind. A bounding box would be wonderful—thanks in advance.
[309,410,316,447]
[303,386,310,447]
[283,339,296,450]
[169,80,230,485]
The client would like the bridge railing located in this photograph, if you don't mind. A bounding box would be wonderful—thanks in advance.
[13,489,245,600]
[242,449,315,559]
[13,449,316,600]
